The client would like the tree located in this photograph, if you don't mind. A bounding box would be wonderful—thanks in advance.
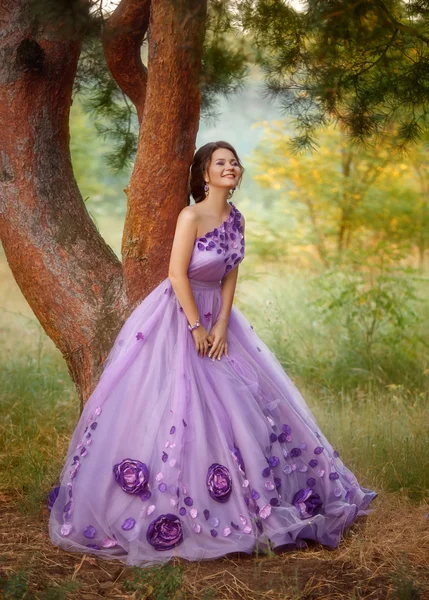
[0,0,248,407]
[241,0,429,153]
[251,119,426,265]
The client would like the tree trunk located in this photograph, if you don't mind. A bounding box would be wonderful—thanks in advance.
[121,0,207,305]
[0,0,208,407]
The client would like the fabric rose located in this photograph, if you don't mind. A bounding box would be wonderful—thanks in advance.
[292,487,323,520]
[146,513,183,551]
[113,458,149,494]
[206,463,232,503]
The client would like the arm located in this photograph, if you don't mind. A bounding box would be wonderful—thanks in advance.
[209,215,245,360]
[168,207,212,357]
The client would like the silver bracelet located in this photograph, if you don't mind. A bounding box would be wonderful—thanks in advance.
[188,315,200,332]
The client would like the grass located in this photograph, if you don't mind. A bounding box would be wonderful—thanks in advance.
[1,250,428,598]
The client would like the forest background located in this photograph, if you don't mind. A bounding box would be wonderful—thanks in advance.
[1,1,428,598]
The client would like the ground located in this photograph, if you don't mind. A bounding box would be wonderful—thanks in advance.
[1,491,428,600]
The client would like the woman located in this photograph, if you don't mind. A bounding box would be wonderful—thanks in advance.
[48,141,377,567]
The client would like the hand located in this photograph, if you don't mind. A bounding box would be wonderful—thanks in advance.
[208,318,229,360]
[191,325,213,357]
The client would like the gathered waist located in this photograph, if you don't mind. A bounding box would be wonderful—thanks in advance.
[189,279,221,290]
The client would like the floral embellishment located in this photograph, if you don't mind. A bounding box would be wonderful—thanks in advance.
[290,448,302,458]
[292,488,323,520]
[113,458,149,495]
[262,467,271,477]
[162,452,168,463]
[314,446,324,454]
[268,456,280,467]
[83,525,96,539]
[232,445,246,472]
[307,477,316,487]
[259,503,272,519]
[121,518,136,531]
[101,537,118,548]
[136,332,144,341]
[282,424,292,435]
[206,463,232,503]
[210,529,218,537]
[204,312,212,320]
[309,459,318,468]
[48,485,60,511]
[170,426,176,434]
[329,472,340,480]
[184,496,193,506]
[146,513,183,551]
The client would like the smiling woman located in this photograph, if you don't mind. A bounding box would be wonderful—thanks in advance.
[48,140,377,569]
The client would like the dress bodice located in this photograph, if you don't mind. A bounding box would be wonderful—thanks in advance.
[187,201,245,283]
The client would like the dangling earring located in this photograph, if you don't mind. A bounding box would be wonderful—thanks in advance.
[204,183,209,196]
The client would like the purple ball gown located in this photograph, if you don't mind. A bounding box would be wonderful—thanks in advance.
[49,200,377,567]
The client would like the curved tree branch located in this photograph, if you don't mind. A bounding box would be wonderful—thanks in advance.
[102,0,151,122]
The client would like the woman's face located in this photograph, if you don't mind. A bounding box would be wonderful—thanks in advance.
[204,147,242,191]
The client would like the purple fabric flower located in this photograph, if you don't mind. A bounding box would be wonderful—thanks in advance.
[274,477,281,489]
[307,477,316,487]
[206,463,232,503]
[184,496,193,506]
[309,459,318,468]
[179,507,186,516]
[136,332,144,341]
[268,456,280,468]
[48,486,60,511]
[84,525,96,539]
[113,458,149,494]
[251,489,260,500]
[333,450,340,458]
[210,529,218,537]
[290,448,302,458]
[170,426,176,435]
[262,467,271,478]
[203,509,210,520]
[146,513,183,551]
[277,432,287,444]
[232,446,246,472]
[292,488,323,519]
[314,446,324,454]
[329,472,340,480]
[270,498,280,507]
[121,518,136,531]
[270,433,278,443]
[282,424,292,435]
[139,489,152,501]
[162,452,168,463]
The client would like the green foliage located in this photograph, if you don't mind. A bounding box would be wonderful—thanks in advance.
[250,120,429,266]
[389,553,424,600]
[0,568,80,600]
[240,0,429,153]
[123,563,185,600]
[311,246,423,359]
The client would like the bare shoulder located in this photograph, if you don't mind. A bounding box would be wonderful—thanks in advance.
[175,205,199,231]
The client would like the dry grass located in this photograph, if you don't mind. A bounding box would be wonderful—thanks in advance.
[1,490,428,600]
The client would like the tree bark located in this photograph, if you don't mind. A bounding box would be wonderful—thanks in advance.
[102,0,151,123]
[0,0,208,407]
[122,0,207,305]
[0,1,128,407]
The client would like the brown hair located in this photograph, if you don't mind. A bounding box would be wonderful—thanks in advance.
[188,141,244,204]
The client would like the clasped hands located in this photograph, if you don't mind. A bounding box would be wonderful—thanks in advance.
[191,317,228,360]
